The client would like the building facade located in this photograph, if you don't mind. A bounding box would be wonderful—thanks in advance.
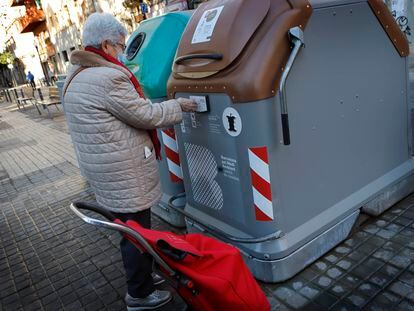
[6,0,412,88]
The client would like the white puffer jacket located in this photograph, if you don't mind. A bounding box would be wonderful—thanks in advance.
[64,50,182,213]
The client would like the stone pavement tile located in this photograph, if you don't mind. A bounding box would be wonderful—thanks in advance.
[350,259,382,281]
[265,296,282,311]
[382,241,405,253]
[313,291,339,309]
[23,300,43,311]
[80,291,101,306]
[393,216,413,227]
[378,264,403,279]
[398,300,414,311]
[343,292,371,308]
[63,300,83,311]
[375,229,398,240]
[389,254,412,269]
[330,300,359,311]
[363,223,381,234]
[372,248,395,262]
[338,274,362,291]
[401,248,414,261]
[0,283,17,300]
[369,270,395,288]
[387,280,414,298]
[84,300,105,311]
[312,275,335,289]
[334,245,352,256]
[400,228,414,238]
[327,279,353,299]
[297,266,319,283]
[272,286,311,309]
[378,213,397,223]
[350,231,371,246]
[402,210,414,219]
[324,253,341,264]
[60,291,79,306]
[281,275,308,292]
[385,223,404,233]
[370,291,402,308]
[389,207,405,216]
[95,284,120,305]
[310,259,330,274]
[335,258,358,272]
[347,249,370,264]
[398,270,414,287]
[56,284,73,298]
[299,283,323,300]
[343,237,360,249]
[356,282,382,297]
[1,293,23,310]
[282,292,310,309]
[106,300,126,311]
[326,267,345,280]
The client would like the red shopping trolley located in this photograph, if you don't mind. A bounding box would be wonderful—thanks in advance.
[70,201,270,311]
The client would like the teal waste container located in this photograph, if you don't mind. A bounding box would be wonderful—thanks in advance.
[124,12,192,227]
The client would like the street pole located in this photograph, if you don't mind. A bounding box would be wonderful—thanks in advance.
[7,63,15,87]
[35,45,49,86]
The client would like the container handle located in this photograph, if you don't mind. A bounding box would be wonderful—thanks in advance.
[175,53,223,65]
[279,27,305,146]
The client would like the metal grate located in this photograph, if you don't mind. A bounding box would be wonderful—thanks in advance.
[184,143,223,210]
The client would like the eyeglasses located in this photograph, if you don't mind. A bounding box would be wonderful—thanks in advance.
[112,42,126,51]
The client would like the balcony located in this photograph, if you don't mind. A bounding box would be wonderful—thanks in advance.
[13,1,46,34]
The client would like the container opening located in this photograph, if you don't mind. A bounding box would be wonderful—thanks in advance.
[126,32,146,61]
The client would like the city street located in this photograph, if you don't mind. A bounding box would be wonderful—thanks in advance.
[0,98,414,310]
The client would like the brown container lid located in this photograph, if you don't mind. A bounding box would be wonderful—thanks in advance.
[168,0,313,102]
[173,0,270,76]
[367,0,409,57]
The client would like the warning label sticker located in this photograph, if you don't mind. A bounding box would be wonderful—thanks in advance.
[192,5,224,44]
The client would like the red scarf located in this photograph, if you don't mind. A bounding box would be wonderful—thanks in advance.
[85,46,161,160]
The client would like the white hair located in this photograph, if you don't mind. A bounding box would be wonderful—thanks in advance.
[82,13,127,48]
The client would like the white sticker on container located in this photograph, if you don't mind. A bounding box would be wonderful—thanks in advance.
[191,5,224,44]
[190,95,208,112]
[222,107,242,137]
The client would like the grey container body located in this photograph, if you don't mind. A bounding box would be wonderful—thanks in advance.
[152,97,186,227]
[173,1,414,282]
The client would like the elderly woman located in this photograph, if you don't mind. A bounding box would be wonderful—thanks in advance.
[63,13,196,310]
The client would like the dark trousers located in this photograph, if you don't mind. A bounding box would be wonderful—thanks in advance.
[113,209,155,298]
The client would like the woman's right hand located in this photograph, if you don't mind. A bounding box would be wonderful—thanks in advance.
[176,98,197,112]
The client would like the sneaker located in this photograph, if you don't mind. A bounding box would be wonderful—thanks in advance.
[125,290,172,310]
[152,272,165,286]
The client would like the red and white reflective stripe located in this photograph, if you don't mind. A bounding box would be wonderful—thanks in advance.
[161,129,183,183]
[248,146,274,221]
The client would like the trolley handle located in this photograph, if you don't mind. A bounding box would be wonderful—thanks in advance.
[72,201,116,221]
[70,202,176,276]
[175,53,223,65]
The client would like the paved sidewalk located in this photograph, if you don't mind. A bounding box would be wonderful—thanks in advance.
[0,102,414,310]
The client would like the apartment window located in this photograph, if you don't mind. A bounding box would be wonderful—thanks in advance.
[62,50,69,62]
[64,5,73,26]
